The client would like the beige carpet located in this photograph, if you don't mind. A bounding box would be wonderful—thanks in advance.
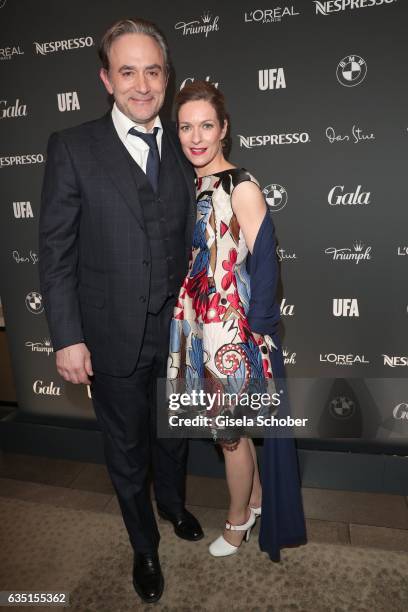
[1,497,407,612]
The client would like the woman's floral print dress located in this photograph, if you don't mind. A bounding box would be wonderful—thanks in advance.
[167,168,275,421]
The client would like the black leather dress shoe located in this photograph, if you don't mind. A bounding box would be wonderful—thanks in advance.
[157,507,204,541]
[133,552,164,604]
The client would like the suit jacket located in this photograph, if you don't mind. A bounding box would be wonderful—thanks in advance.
[39,112,196,376]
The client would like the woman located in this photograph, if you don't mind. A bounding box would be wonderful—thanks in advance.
[167,81,306,561]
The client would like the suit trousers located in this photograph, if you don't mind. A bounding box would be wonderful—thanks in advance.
[91,298,187,554]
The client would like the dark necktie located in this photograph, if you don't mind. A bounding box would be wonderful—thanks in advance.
[129,126,160,192]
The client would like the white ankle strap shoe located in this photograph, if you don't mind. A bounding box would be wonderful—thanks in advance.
[209,509,256,557]
[250,505,261,517]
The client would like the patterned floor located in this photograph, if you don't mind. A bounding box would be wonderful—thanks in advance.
[1,495,408,612]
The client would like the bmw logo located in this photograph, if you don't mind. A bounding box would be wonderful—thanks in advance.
[262,184,288,212]
[336,55,367,87]
[329,396,355,419]
[25,291,44,314]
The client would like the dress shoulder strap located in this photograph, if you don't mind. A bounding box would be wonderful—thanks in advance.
[218,168,261,196]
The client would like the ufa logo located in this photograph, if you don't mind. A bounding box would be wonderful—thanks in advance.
[336,55,367,87]
[13,201,33,218]
[262,184,288,212]
[25,291,43,314]
[258,68,286,90]
[333,298,359,317]
[0,0,7,8]
[57,91,80,112]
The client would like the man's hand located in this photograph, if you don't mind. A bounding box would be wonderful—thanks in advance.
[55,342,93,384]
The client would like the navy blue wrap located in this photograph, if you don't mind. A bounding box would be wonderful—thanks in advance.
[248,211,307,561]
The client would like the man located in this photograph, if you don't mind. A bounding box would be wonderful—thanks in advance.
[39,18,202,604]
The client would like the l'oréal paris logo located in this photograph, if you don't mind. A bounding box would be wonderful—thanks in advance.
[0,45,24,61]
[175,12,219,37]
[245,6,300,23]
[320,353,369,366]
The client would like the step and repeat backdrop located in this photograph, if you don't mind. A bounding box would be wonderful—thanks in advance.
[0,0,407,445]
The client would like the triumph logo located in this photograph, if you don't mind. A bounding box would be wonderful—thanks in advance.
[328,185,371,206]
[324,242,372,264]
[180,75,219,90]
[0,99,27,119]
[238,132,310,148]
[0,45,24,61]
[33,380,61,396]
[26,338,54,357]
[333,298,359,317]
[13,201,34,218]
[175,12,219,37]
[0,154,44,168]
[283,347,296,365]
[320,353,369,366]
[34,36,94,55]
[276,247,297,262]
[263,184,288,212]
[383,355,408,368]
[280,298,295,316]
[336,55,367,87]
[245,6,300,23]
[25,291,43,315]
[57,91,80,112]
[258,68,286,90]
[315,0,396,15]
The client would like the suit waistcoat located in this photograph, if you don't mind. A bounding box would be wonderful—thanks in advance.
[126,129,189,313]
